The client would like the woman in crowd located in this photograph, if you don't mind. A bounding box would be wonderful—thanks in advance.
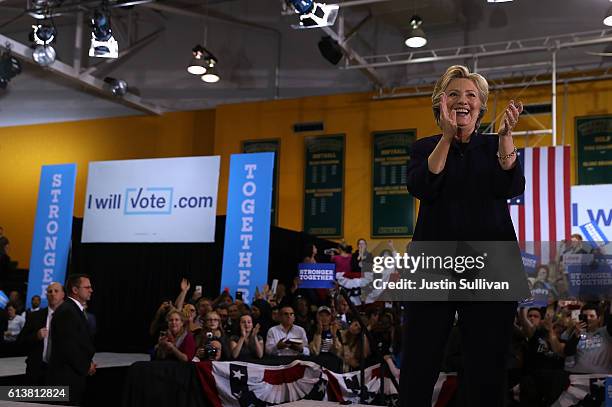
[154,309,196,362]
[402,64,526,407]
[229,314,263,361]
[251,298,273,338]
[182,303,201,334]
[532,265,559,301]
[196,297,213,328]
[309,306,343,372]
[303,243,318,263]
[340,318,370,372]
[350,238,372,273]
[196,310,229,359]
[201,310,224,338]
[329,242,352,275]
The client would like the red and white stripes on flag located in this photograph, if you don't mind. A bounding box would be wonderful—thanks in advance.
[508,146,571,263]
[195,360,456,407]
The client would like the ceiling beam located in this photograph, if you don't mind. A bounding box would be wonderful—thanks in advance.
[0,33,163,115]
[343,29,612,70]
[322,22,384,89]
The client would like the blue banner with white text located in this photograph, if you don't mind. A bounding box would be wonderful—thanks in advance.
[566,255,612,300]
[298,263,336,289]
[220,153,274,304]
[27,164,77,308]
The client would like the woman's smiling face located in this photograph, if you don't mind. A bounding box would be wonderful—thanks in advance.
[444,78,482,134]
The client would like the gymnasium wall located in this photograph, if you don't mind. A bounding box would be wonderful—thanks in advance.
[2,78,612,268]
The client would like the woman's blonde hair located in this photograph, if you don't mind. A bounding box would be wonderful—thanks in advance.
[432,65,489,129]
[166,308,186,323]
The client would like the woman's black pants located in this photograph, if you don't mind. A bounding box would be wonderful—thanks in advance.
[399,301,517,407]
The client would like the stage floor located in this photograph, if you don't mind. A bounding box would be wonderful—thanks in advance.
[0,352,150,377]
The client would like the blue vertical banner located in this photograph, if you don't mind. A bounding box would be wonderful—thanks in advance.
[27,164,77,308]
[221,153,274,304]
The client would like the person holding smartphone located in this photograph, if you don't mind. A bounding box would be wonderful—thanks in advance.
[562,303,612,374]
[154,309,196,362]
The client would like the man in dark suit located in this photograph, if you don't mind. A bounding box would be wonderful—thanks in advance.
[17,282,65,384]
[47,274,96,405]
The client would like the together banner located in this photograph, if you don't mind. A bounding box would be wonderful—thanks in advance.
[220,153,274,304]
[27,164,77,308]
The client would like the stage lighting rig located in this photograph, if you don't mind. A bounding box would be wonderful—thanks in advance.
[201,55,220,83]
[285,0,339,29]
[0,46,22,90]
[30,23,57,66]
[89,8,118,58]
[104,77,128,96]
[187,45,207,75]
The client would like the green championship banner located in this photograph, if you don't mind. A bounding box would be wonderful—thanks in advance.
[242,139,280,225]
[372,130,416,237]
[303,135,345,237]
[576,116,612,185]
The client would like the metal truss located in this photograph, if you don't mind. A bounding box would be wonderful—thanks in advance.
[0,33,163,115]
[343,29,612,70]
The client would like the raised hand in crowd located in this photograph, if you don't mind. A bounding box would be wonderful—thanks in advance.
[174,278,191,311]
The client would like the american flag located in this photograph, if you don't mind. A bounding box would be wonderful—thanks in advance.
[508,146,571,263]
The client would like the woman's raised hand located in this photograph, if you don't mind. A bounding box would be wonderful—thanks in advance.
[498,100,523,138]
[439,92,458,141]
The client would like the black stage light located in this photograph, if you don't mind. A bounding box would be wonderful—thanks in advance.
[318,36,343,65]
[0,48,22,90]
[104,77,128,96]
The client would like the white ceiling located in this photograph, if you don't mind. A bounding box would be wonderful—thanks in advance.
[1,0,612,127]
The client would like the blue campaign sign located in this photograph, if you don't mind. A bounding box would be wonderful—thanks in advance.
[220,153,274,304]
[580,221,610,249]
[27,164,77,308]
[521,252,539,275]
[567,255,612,300]
[298,263,336,289]
[606,377,612,407]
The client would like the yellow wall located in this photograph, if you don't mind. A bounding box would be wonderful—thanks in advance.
[0,110,215,267]
[2,77,612,268]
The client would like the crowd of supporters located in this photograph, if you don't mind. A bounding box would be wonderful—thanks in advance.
[0,236,610,406]
[142,237,611,406]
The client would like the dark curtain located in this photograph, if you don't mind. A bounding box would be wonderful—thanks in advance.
[69,216,334,353]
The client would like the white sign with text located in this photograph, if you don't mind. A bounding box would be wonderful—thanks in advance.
[82,156,220,242]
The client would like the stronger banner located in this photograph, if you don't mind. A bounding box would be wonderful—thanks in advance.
[27,164,77,308]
